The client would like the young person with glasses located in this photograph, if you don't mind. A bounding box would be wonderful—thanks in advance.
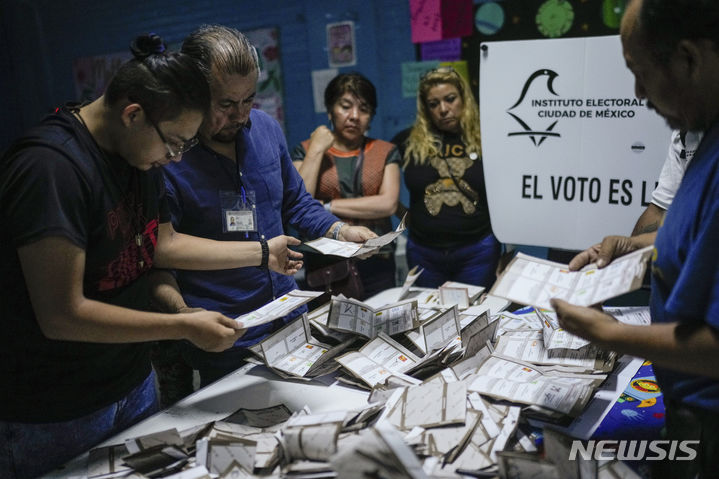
[151,25,377,397]
[0,33,301,478]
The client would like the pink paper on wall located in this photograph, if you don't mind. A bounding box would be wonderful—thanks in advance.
[410,0,442,43]
[410,0,473,44]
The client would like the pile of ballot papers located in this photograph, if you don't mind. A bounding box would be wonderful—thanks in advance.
[86,252,654,479]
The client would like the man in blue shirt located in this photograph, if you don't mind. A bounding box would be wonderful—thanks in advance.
[153,25,375,391]
[553,1,719,477]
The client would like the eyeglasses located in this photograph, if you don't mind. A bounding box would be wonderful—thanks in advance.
[420,66,459,80]
[148,117,199,159]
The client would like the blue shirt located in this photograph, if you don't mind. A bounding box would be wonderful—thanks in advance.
[163,109,337,346]
[650,122,719,412]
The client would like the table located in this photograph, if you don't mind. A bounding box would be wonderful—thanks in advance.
[45,364,368,478]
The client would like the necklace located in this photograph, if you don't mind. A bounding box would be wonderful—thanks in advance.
[69,106,148,269]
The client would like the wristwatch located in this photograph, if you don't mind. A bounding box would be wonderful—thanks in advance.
[332,222,346,240]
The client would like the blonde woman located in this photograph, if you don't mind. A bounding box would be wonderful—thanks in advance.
[402,67,500,288]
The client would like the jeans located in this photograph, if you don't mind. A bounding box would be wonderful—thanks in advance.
[0,372,158,479]
[406,233,501,289]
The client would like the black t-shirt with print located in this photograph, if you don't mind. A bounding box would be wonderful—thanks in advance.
[0,107,169,422]
[404,133,491,248]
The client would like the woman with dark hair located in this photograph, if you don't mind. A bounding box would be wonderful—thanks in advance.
[0,33,301,478]
[292,72,400,299]
[402,67,500,289]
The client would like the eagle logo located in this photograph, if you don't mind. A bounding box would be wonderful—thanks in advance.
[507,69,561,147]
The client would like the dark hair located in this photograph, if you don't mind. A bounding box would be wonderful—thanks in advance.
[324,72,377,116]
[639,0,719,62]
[181,25,259,80]
[104,33,210,122]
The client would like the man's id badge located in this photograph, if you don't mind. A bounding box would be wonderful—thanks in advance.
[220,189,257,233]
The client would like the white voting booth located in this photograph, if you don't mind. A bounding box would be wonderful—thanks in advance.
[480,36,672,250]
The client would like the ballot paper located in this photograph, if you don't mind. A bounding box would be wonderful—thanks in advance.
[422,305,462,353]
[235,289,323,328]
[208,422,281,471]
[439,281,485,309]
[327,295,419,339]
[490,245,653,310]
[223,404,292,428]
[467,355,597,417]
[390,381,467,430]
[305,214,406,258]
[336,333,422,387]
[423,409,481,457]
[329,423,429,479]
[125,428,184,454]
[281,411,346,461]
[536,308,591,350]
[493,330,616,373]
[397,265,424,301]
[257,315,330,377]
[459,295,510,328]
[404,306,460,354]
[492,311,545,341]
[195,437,256,475]
[603,305,651,325]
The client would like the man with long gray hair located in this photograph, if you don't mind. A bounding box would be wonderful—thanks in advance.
[152,25,375,393]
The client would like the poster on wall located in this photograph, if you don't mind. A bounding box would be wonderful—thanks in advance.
[479,36,671,250]
[245,27,285,130]
[72,27,285,130]
[327,21,356,68]
[72,51,130,103]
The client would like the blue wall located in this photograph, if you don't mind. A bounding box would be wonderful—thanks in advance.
[0,0,418,151]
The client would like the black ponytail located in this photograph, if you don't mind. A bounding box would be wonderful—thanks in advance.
[104,33,209,123]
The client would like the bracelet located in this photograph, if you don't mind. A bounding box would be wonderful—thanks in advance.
[324,201,332,213]
[332,222,346,240]
[259,237,269,269]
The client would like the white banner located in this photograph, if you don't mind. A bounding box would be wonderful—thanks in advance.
[479,36,671,250]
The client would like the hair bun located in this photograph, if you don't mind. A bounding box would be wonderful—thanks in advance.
[130,33,167,60]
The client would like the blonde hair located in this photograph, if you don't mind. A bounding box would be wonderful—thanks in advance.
[403,68,481,166]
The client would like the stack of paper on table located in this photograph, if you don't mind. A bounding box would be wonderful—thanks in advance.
[493,330,615,373]
[465,355,600,417]
[304,214,406,258]
[490,246,653,310]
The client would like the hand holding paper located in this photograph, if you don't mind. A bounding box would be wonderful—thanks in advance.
[305,214,406,258]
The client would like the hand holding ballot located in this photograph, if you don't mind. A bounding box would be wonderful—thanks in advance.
[489,245,653,310]
[550,298,621,349]
[305,214,406,258]
[568,233,656,271]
